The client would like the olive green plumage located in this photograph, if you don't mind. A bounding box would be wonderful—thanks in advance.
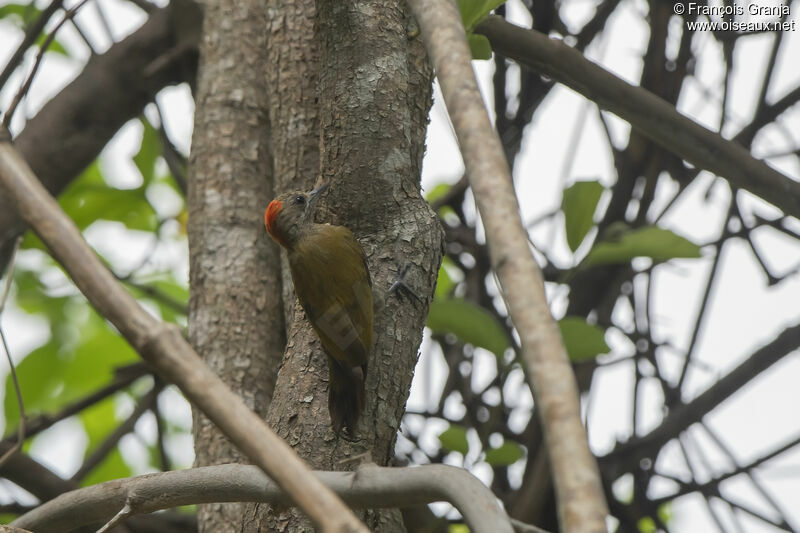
[265,185,372,435]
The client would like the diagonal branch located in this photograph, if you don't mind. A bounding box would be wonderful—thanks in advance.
[71,382,161,483]
[2,362,149,444]
[407,1,608,532]
[13,464,513,533]
[474,16,800,219]
[0,142,366,532]
[601,322,800,477]
[0,441,77,501]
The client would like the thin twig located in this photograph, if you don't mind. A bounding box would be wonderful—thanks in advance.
[71,382,161,483]
[474,16,800,219]
[0,237,25,469]
[3,362,148,443]
[0,0,64,92]
[675,207,729,391]
[68,17,95,52]
[96,501,132,533]
[603,322,800,476]
[2,0,92,129]
[677,435,728,532]
[699,421,791,522]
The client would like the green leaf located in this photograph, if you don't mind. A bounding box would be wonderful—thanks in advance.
[449,525,470,533]
[586,226,702,266]
[458,0,506,31]
[484,440,524,466]
[134,118,162,185]
[638,517,656,533]
[439,425,469,455]
[12,268,71,323]
[82,447,132,486]
[0,4,69,56]
[59,161,159,232]
[427,298,509,358]
[434,257,459,299]
[34,32,68,56]
[425,183,452,204]
[0,3,41,26]
[4,338,64,434]
[562,180,604,252]
[558,317,609,362]
[467,34,492,60]
[3,305,138,434]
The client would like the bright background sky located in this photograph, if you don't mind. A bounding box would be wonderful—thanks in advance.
[1,0,799,531]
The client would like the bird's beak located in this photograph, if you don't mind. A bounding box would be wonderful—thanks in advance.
[308,182,330,207]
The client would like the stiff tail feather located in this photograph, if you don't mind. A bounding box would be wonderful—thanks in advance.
[328,360,366,436]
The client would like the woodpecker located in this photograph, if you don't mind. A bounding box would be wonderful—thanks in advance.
[264,183,372,436]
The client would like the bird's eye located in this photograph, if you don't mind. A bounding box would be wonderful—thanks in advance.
[294,195,305,205]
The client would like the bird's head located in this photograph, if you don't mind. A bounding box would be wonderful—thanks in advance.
[265,183,329,248]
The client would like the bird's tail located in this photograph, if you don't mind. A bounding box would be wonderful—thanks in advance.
[328,360,366,436]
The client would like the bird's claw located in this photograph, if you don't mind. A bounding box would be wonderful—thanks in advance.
[389,263,422,304]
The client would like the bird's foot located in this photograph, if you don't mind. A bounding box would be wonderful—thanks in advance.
[388,263,422,304]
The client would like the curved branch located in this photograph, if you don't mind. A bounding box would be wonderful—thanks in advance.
[475,16,800,219]
[407,1,608,532]
[0,144,365,531]
[12,464,513,533]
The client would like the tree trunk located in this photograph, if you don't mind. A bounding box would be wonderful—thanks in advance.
[187,1,284,531]
[242,1,442,531]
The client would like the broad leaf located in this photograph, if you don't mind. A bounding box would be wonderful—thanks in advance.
[562,180,603,252]
[133,118,162,185]
[434,257,458,299]
[458,0,506,30]
[485,440,524,466]
[427,298,510,358]
[0,3,40,25]
[458,0,506,59]
[586,226,701,266]
[425,183,452,204]
[4,305,138,434]
[82,447,132,487]
[467,34,492,60]
[58,161,159,232]
[558,317,609,362]
[0,4,69,56]
[439,425,469,455]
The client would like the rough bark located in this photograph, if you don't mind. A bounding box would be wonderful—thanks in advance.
[0,0,199,272]
[261,0,322,324]
[243,1,442,531]
[186,1,284,531]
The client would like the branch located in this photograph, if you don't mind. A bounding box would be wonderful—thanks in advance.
[474,16,800,219]
[602,322,800,476]
[0,0,64,91]
[13,464,513,533]
[3,363,149,443]
[0,441,77,501]
[407,1,608,532]
[71,382,160,483]
[0,145,365,531]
